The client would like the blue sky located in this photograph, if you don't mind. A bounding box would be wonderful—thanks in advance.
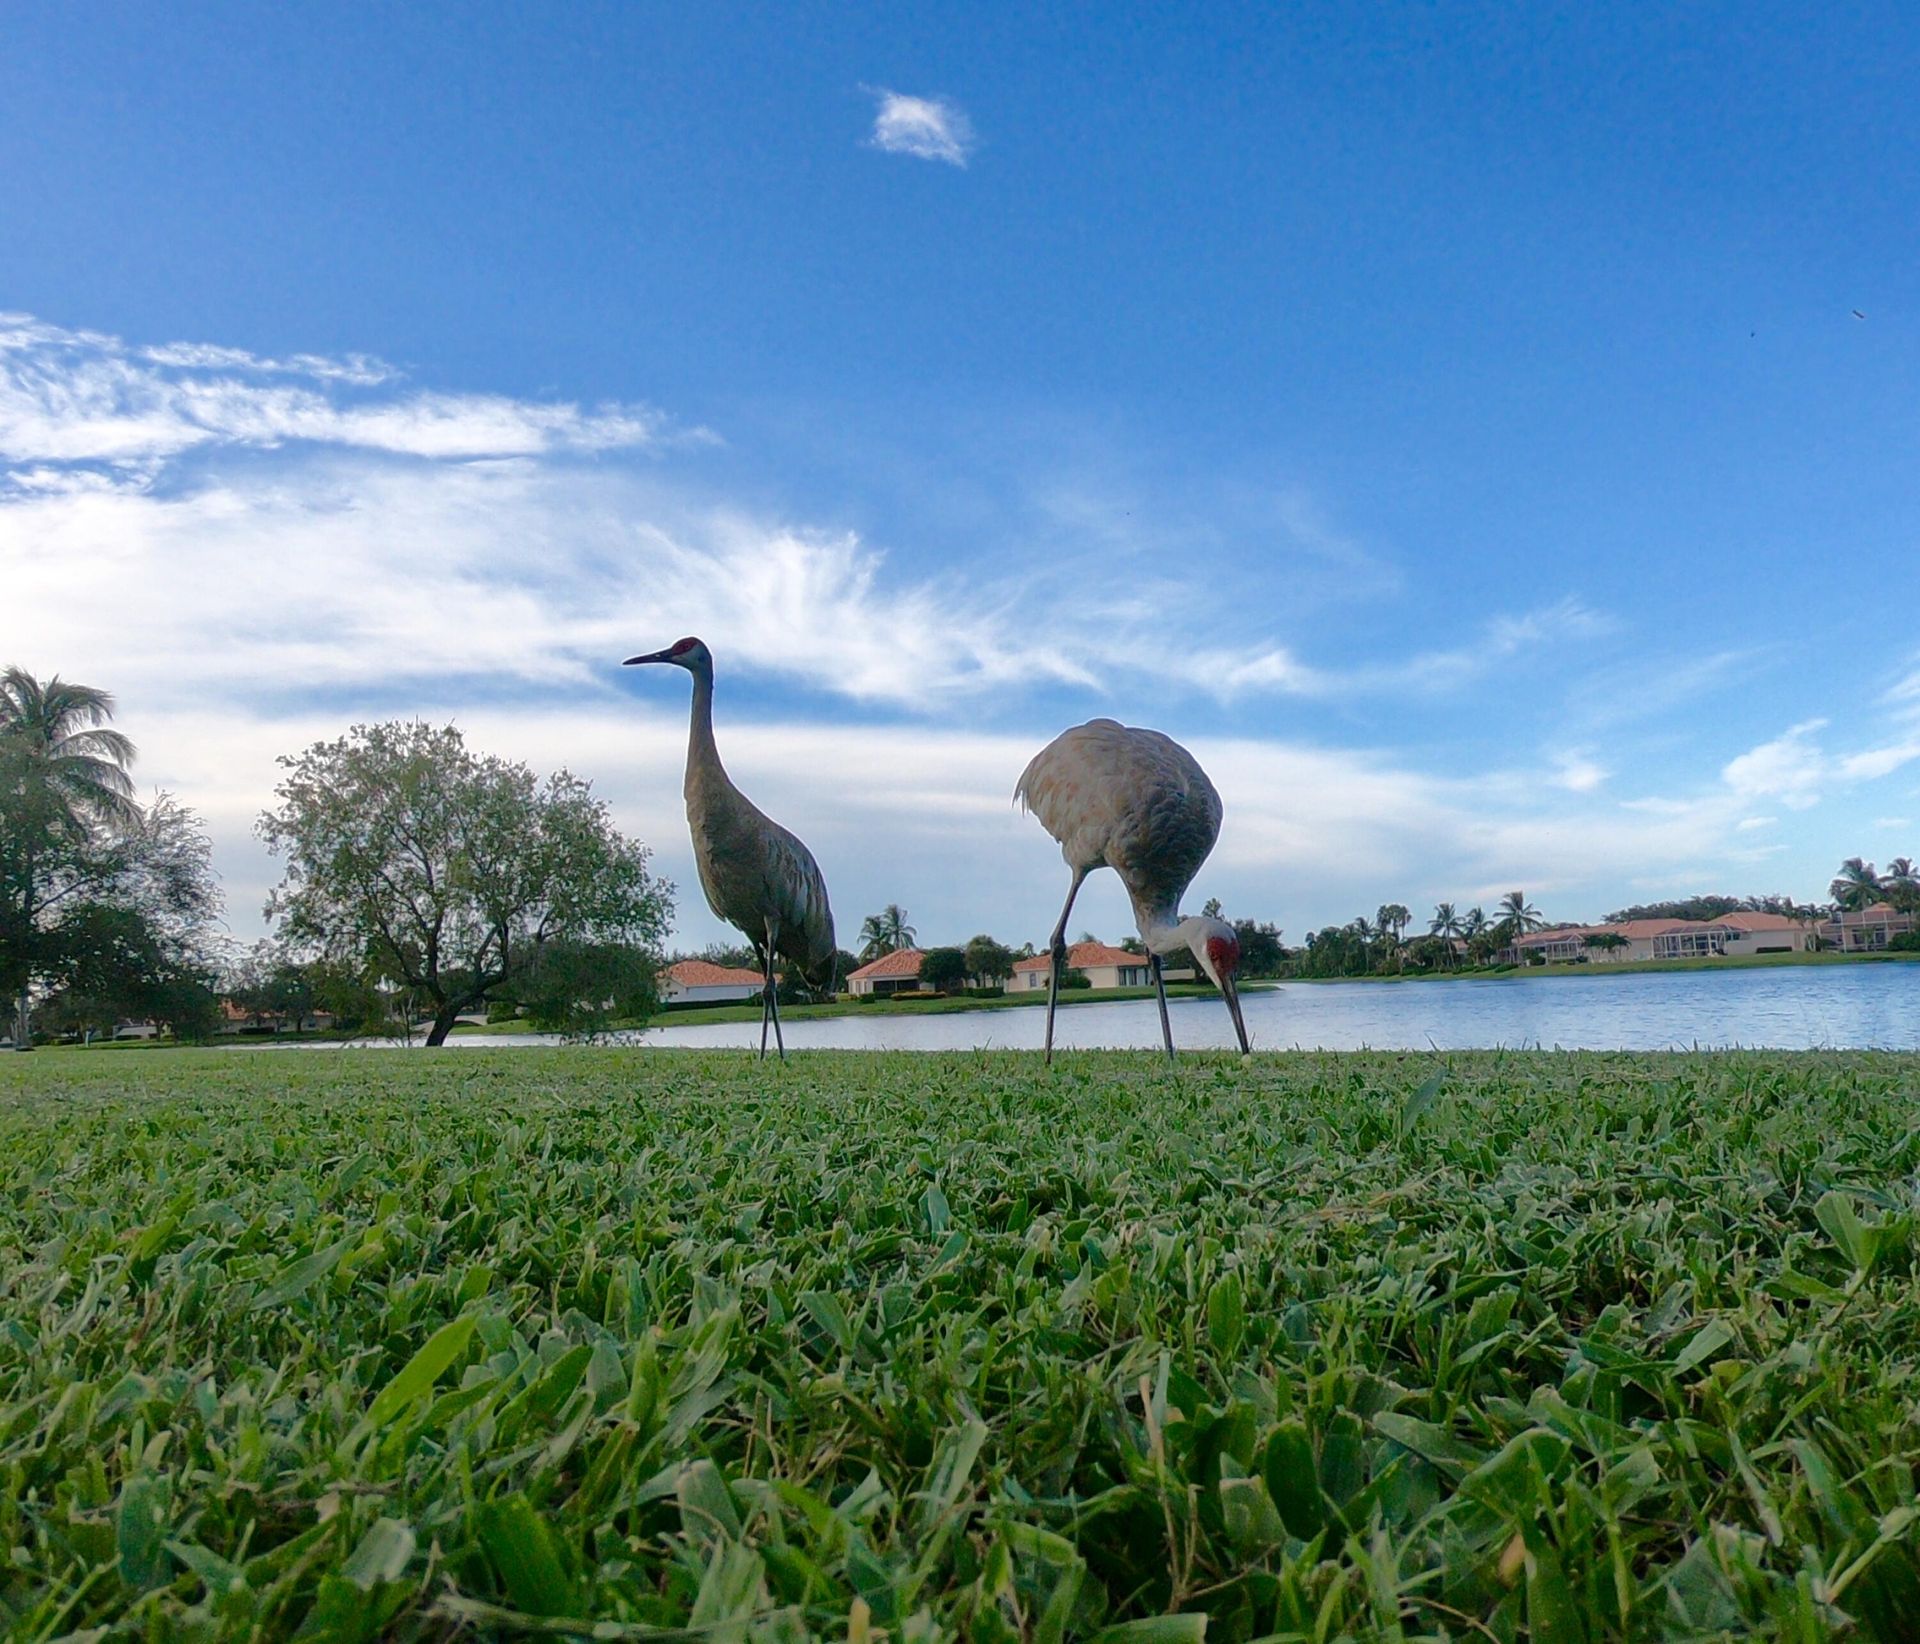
[4,1,1919,952]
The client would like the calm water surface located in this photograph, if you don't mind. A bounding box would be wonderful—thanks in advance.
[389,963,1919,1053]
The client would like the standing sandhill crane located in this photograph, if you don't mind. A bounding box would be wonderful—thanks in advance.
[1017,718,1250,1063]
[624,637,837,1059]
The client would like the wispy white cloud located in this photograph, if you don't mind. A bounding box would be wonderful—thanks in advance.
[867,88,975,166]
[1722,718,1830,810]
[0,313,690,477]
[2,316,1605,711]
[1571,645,1759,731]
[1720,717,1920,811]
[1883,657,1920,713]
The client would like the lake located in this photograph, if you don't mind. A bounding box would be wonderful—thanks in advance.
[412,961,1920,1053]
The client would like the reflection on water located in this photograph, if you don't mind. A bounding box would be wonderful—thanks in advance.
[289,963,1919,1052]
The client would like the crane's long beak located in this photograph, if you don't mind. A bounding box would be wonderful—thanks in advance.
[1223,973,1251,1055]
[623,650,672,666]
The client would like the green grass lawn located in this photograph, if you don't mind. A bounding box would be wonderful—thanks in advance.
[5,1049,1920,1640]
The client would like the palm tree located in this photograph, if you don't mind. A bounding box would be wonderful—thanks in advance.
[1428,902,1463,968]
[1,669,142,1047]
[856,903,916,961]
[1883,858,1920,913]
[1830,858,1880,912]
[1494,890,1543,941]
[1350,916,1379,969]
[0,669,140,835]
[1376,904,1410,946]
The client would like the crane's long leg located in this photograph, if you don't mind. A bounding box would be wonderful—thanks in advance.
[758,943,774,1061]
[764,925,786,1062]
[1150,953,1176,1063]
[769,967,786,1062]
[1044,867,1089,1066]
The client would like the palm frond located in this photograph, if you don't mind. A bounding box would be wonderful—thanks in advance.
[48,726,138,765]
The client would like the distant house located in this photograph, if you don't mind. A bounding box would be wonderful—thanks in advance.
[847,948,927,997]
[1510,912,1812,965]
[1821,902,1916,952]
[662,959,767,1003]
[1009,941,1157,992]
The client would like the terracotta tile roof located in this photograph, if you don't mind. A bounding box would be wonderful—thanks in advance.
[1515,912,1811,945]
[666,959,765,988]
[846,947,926,981]
[1011,941,1152,973]
[1513,926,1601,946]
[1709,912,1802,933]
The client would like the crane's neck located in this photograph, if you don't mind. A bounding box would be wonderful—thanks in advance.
[684,667,728,798]
[1137,907,1191,957]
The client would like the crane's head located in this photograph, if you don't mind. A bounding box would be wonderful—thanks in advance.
[623,636,712,677]
[1181,913,1251,1054]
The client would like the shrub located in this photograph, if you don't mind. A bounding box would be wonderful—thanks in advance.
[1888,931,1920,952]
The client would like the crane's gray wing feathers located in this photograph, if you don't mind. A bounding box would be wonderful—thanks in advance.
[688,782,836,985]
[756,819,838,983]
[1017,719,1223,920]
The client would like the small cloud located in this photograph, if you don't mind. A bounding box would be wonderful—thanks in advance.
[1722,719,1829,811]
[1736,815,1777,832]
[1838,741,1920,782]
[867,88,975,166]
[1550,750,1608,793]
[1872,816,1911,831]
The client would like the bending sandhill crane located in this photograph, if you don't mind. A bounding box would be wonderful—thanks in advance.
[1017,718,1250,1063]
[624,637,836,1059]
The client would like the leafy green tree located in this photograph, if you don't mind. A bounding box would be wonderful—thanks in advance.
[919,947,969,993]
[513,939,661,1038]
[1201,897,1223,919]
[262,958,322,1034]
[1584,932,1630,958]
[37,892,221,1044]
[1377,904,1411,945]
[6,779,220,1046]
[307,960,400,1038]
[1231,919,1286,977]
[963,935,1016,988]
[257,721,672,1046]
[857,904,916,960]
[1830,858,1880,912]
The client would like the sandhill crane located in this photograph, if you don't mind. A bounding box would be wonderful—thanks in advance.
[1017,718,1250,1063]
[624,637,836,1059]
